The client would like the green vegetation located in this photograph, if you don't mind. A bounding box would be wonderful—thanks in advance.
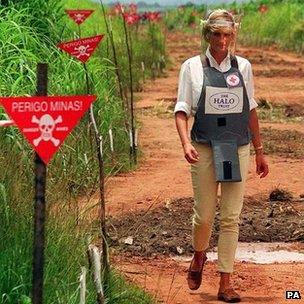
[236,1,304,54]
[257,99,304,123]
[164,0,304,54]
[165,5,205,32]
[0,0,165,302]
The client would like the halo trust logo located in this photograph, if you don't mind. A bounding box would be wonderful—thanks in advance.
[208,92,240,111]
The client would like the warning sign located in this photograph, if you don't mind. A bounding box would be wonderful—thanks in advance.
[57,35,104,63]
[0,95,96,164]
[65,9,94,25]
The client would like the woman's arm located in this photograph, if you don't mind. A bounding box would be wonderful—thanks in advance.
[175,111,199,164]
[249,108,269,178]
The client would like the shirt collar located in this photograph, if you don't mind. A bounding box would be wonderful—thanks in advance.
[205,46,231,72]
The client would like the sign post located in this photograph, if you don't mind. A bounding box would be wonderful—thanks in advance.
[32,63,48,304]
[0,64,96,303]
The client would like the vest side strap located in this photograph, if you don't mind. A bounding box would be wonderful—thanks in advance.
[200,54,210,68]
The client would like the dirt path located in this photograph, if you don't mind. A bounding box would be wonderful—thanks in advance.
[106,31,304,214]
[114,256,303,304]
[106,31,304,303]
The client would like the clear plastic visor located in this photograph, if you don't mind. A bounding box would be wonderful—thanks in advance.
[209,19,234,34]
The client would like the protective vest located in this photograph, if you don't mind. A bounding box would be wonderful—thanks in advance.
[191,55,250,145]
[191,55,251,182]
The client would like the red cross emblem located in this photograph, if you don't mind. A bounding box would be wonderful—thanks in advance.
[226,74,240,87]
[230,76,237,83]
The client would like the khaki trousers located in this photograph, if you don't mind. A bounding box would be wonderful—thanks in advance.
[190,142,250,273]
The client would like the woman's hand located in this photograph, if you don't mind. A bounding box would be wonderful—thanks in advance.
[255,153,269,178]
[183,143,199,164]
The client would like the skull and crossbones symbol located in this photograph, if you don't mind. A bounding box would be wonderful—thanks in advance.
[74,13,85,22]
[32,114,62,147]
[72,45,92,58]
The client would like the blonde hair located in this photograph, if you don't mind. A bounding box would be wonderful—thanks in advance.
[201,9,239,54]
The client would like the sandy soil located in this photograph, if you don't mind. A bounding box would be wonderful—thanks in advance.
[105,31,304,303]
[114,256,303,304]
[108,197,303,256]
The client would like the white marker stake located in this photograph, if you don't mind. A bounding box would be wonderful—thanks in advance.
[92,246,103,295]
[109,128,114,152]
[135,128,138,147]
[79,267,86,304]
[88,245,105,303]
[84,153,88,165]
[129,129,133,148]
[141,62,145,82]
[99,135,103,158]
[84,153,89,171]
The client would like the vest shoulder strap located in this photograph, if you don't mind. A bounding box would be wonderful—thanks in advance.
[230,55,239,69]
[200,54,239,69]
[200,54,210,67]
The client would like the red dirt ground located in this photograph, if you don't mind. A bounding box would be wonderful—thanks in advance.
[105,31,304,303]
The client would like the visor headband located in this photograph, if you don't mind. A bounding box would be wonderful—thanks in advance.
[209,20,234,27]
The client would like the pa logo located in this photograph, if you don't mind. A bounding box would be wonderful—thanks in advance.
[286,291,301,300]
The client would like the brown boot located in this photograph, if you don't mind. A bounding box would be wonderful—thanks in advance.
[187,253,207,290]
[217,287,241,303]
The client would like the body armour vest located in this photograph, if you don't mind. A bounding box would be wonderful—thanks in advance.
[191,55,250,146]
[191,55,251,182]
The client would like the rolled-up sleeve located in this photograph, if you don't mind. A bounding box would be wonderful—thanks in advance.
[245,61,258,111]
[174,61,192,117]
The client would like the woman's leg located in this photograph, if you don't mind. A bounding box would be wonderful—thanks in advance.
[189,143,218,272]
[218,144,250,291]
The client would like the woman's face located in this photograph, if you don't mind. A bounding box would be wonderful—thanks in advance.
[209,30,233,54]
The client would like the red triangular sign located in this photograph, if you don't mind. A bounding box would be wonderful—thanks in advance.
[57,35,104,63]
[65,9,94,25]
[0,95,96,164]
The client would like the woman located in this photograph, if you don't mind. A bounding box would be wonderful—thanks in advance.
[174,9,269,303]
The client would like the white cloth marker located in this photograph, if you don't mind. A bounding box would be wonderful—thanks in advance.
[129,129,133,147]
[109,128,114,152]
[0,120,14,127]
[135,129,138,147]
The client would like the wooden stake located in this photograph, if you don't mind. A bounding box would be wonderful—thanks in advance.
[32,63,48,304]
[82,62,109,278]
[122,14,137,165]
[99,0,125,103]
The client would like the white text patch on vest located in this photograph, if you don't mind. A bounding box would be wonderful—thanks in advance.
[205,86,243,114]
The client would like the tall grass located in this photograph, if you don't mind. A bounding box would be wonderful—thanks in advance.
[237,1,304,54]
[163,0,303,54]
[0,0,164,302]
[164,5,204,33]
[63,0,166,93]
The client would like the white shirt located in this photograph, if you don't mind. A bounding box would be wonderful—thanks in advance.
[174,47,258,117]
